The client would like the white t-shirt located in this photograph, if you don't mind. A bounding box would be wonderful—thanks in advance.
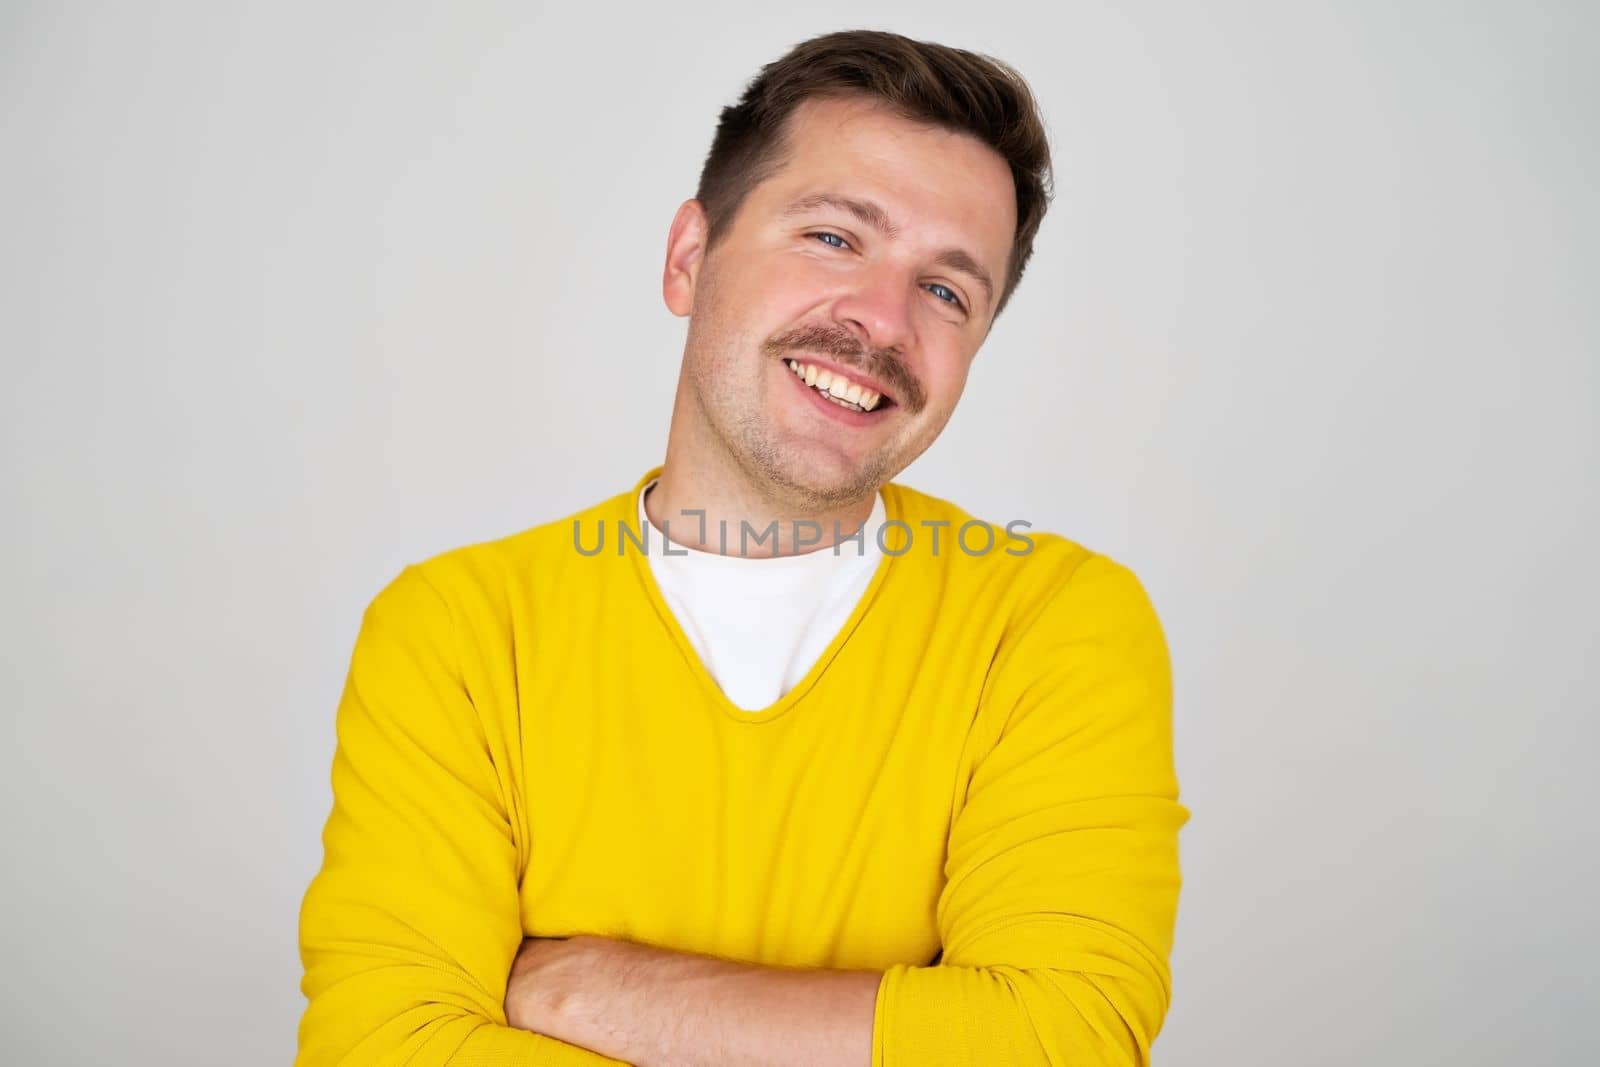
[638,478,885,712]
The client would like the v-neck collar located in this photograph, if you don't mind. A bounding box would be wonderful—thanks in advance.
[619,464,902,725]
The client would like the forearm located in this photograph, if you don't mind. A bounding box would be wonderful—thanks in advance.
[510,935,882,1067]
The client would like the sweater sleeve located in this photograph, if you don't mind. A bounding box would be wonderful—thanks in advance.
[296,565,625,1066]
[871,552,1189,1067]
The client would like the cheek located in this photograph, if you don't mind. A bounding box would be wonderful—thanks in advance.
[772,272,840,322]
[922,354,974,407]
[721,253,813,311]
[753,247,850,303]
[719,271,837,353]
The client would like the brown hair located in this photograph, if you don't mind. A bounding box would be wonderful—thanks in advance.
[694,29,1054,320]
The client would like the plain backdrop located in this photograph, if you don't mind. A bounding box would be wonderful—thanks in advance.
[2,1,1594,1064]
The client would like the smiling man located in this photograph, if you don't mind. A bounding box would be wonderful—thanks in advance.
[650,88,1016,549]
[297,29,1187,1067]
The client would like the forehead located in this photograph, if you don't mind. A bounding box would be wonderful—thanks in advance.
[752,95,1016,269]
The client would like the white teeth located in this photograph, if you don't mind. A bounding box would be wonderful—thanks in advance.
[787,359,886,413]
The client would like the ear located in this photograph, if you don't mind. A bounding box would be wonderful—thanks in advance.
[662,198,709,318]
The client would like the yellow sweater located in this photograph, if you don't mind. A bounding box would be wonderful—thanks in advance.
[297,465,1188,1065]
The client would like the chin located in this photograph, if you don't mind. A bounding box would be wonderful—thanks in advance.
[769,449,884,506]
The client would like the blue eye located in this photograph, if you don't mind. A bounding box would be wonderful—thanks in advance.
[811,232,849,249]
[927,283,965,311]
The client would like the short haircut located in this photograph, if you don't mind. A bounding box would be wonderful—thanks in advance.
[695,29,1054,320]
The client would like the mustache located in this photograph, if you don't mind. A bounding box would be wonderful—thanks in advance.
[760,322,925,414]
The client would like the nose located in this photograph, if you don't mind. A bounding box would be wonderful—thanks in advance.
[831,260,916,355]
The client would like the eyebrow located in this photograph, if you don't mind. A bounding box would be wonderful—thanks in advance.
[778,192,996,309]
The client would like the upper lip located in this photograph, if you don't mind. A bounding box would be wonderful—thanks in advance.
[781,352,897,407]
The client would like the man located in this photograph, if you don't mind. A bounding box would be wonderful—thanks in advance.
[297,29,1186,1067]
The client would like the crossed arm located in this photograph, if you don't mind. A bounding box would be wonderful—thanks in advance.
[501,933,881,1067]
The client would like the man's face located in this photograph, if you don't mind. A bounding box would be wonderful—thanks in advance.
[667,94,1018,508]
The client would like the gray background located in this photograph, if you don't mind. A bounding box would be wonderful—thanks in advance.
[2,1,1594,1063]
